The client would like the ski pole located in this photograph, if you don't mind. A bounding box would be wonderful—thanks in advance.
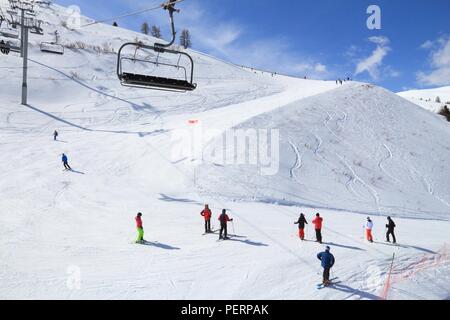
[231,221,236,235]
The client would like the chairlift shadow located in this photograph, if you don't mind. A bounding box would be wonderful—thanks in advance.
[24,104,165,137]
[28,59,161,115]
[158,193,201,205]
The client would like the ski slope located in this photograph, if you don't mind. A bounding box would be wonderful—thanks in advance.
[198,83,450,220]
[0,3,449,300]
[398,86,450,113]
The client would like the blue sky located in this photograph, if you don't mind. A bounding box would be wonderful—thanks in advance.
[55,0,450,92]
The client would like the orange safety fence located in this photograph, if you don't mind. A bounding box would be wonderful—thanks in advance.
[380,243,448,300]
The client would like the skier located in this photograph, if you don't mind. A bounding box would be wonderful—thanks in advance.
[386,216,397,243]
[200,204,212,233]
[135,212,145,244]
[365,217,374,243]
[312,213,323,244]
[53,130,58,141]
[317,246,335,286]
[218,209,233,240]
[294,213,308,240]
[61,153,72,171]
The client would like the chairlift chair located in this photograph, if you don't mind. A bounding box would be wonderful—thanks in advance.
[116,0,196,92]
[40,42,63,54]
[0,39,21,54]
[0,20,19,39]
[40,30,64,54]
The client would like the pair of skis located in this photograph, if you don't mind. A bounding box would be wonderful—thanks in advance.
[202,229,216,236]
[316,277,340,289]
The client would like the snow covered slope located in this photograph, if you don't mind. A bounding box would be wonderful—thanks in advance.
[198,83,450,220]
[398,86,450,113]
[0,3,449,300]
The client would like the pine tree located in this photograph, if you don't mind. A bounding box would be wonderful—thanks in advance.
[438,105,450,122]
[180,29,192,49]
[112,22,118,27]
[141,22,149,35]
[151,25,161,38]
[436,96,441,103]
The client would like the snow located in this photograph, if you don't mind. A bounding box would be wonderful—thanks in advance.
[0,3,449,300]
[398,86,450,114]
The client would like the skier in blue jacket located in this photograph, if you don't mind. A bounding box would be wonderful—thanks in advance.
[317,246,335,286]
[62,153,72,171]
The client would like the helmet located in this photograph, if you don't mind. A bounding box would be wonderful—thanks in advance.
[325,246,331,251]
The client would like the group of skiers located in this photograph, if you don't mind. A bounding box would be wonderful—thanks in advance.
[294,213,397,245]
[133,207,397,287]
[201,204,234,240]
[336,77,352,85]
[365,216,397,244]
[294,213,323,243]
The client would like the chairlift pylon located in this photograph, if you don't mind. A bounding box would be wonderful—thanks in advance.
[117,0,196,92]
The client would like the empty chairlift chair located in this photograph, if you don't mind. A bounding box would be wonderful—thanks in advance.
[0,17,19,39]
[116,0,196,92]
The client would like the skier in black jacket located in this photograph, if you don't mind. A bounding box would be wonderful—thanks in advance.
[294,213,308,240]
[386,217,396,243]
[218,209,233,240]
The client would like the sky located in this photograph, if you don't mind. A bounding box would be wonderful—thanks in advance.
[53,0,450,92]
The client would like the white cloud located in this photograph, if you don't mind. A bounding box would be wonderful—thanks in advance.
[368,36,390,46]
[420,40,434,50]
[417,36,450,86]
[354,36,391,80]
[314,63,327,73]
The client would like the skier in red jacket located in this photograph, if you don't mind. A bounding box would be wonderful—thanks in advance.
[200,204,212,233]
[135,212,145,244]
[312,213,323,244]
[218,209,233,240]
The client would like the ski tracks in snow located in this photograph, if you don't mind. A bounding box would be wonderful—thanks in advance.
[409,165,450,210]
[336,152,381,212]
[288,139,303,183]
[378,144,401,184]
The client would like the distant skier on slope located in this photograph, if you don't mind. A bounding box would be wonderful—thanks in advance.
[317,245,335,286]
[61,153,72,171]
[294,213,308,240]
[386,216,397,243]
[365,217,374,243]
[200,204,212,234]
[135,212,145,244]
[312,213,323,244]
[53,130,58,141]
[218,209,233,240]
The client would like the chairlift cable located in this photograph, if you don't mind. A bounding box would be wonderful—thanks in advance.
[80,0,186,28]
